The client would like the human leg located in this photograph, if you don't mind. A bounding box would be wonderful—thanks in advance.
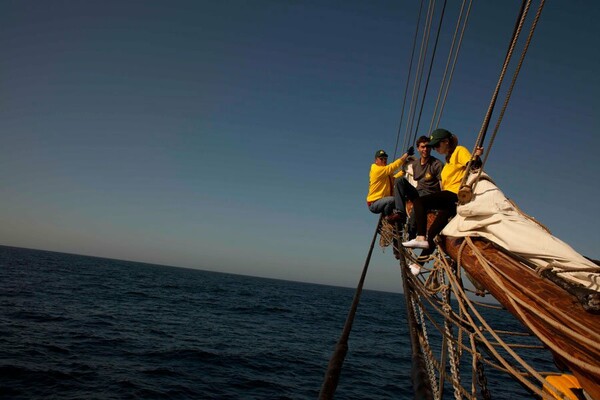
[402,193,431,248]
[393,177,419,215]
[368,196,395,216]
[412,193,434,237]
[403,191,457,249]
[416,191,458,251]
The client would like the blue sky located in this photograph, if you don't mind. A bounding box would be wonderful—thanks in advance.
[1,1,598,292]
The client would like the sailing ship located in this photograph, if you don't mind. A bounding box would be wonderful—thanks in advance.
[320,1,600,399]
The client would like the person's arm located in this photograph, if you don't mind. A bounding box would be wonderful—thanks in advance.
[383,152,410,175]
[470,146,484,169]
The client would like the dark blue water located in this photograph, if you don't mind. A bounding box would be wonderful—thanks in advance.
[0,245,556,399]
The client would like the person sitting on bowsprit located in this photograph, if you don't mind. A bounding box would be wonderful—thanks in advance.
[366,147,413,222]
[393,135,444,235]
[402,128,483,274]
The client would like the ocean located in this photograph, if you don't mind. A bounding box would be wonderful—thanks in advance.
[0,245,553,399]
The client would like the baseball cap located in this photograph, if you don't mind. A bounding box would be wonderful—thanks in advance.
[428,128,453,147]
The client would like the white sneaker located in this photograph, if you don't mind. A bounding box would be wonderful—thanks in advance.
[402,239,429,249]
[409,263,421,276]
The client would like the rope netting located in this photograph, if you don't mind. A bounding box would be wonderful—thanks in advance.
[391,230,595,400]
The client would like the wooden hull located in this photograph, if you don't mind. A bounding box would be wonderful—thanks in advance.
[443,236,600,400]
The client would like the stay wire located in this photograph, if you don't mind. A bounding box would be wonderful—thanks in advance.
[404,0,437,152]
[472,0,546,192]
[428,0,472,133]
[434,0,472,129]
[392,0,425,160]
[411,0,448,146]
[474,0,530,150]
[458,0,532,193]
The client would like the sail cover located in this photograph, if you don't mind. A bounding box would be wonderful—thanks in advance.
[442,173,600,292]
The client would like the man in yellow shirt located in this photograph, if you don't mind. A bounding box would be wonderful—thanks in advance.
[366,148,413,221]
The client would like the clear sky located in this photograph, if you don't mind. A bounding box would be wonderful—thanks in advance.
[1,1,598,293]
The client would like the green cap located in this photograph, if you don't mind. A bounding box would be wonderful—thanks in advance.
[375,149,388,158]
[428,128,453,147]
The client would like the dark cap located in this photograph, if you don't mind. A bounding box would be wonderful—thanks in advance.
[375,149,388,158]
[428,128,453,147]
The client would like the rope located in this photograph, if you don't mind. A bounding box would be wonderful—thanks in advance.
[433,0,472,130]
[437,243,556,398]
[414,295,440,399]
[411,0,448,143]
[393,0,425,159]
[460,238,600,397]
[471,0,547,194]
[404,0,437,149]
[487,250,600,345]
[428,0,471,134]
[400,255,435,399]
[318,216,381,400]
[458,0,532,200]
[473,0,531,150]
[438,246,564,398]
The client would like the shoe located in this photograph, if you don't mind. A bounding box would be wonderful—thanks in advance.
[386,212,405,223]
[409,263,421,276]
[402,238,429,249]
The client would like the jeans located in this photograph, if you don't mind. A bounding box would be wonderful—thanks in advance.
[368,196,395,216]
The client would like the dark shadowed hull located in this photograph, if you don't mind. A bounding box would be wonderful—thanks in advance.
[443,236,600,400]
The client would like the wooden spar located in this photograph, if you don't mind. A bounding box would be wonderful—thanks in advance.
[443,236,600,400]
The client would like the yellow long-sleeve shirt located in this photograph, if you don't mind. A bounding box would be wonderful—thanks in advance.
[441,145,472,193]
[366,157,406,203]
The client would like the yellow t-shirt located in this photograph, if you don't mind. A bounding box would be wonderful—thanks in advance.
[366,157,405,202]
[441,145,472,194]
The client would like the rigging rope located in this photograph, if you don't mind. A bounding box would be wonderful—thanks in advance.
[404,0,437,151]
[458,0,536,203]
[318,216,381,400]
[472,0,530,150]
[411,0,448,145]
[429,0,473,133]
[402,262,435,399]
[396,235,587,399]
[470,0,546,195]
[393,0,425,159]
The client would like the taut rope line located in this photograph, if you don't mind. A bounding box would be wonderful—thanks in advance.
[411,0,448,145]
[430,0,473,132]
[318,216,381,400]
[470,0,546,195]
[404,0,437,149]
[457,0,532,204]
[393,0,425,159]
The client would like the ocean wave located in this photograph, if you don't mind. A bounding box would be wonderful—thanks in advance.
[8,310,69,323]
[0,246,556,400]
[140,367,181,377]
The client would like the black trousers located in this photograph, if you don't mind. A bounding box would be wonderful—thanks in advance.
[412,190,458,257]
[393,177,419,214]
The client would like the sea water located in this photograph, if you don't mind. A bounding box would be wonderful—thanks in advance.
[0,245,554,399]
